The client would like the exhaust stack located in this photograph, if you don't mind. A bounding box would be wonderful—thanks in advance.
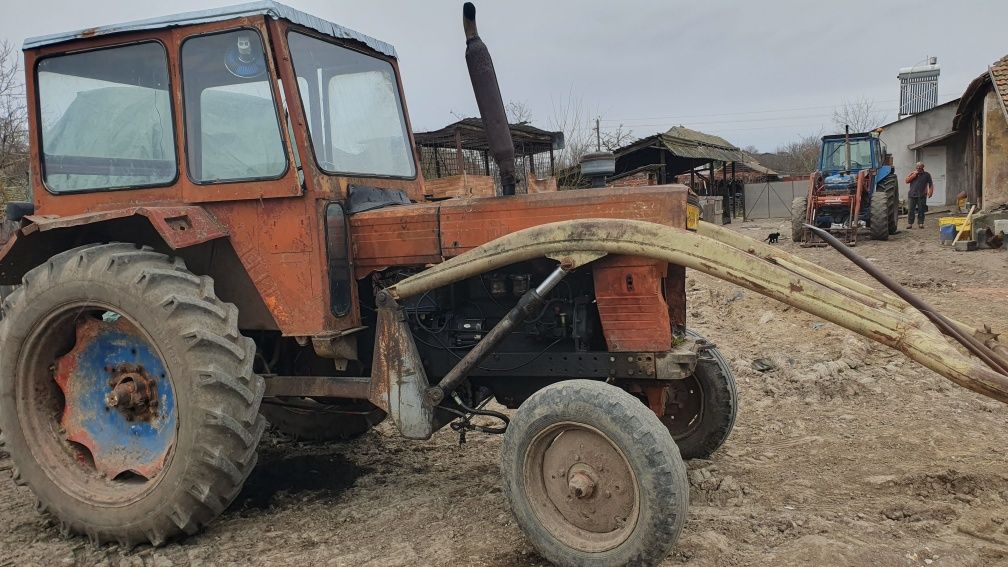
[463,2,517,196]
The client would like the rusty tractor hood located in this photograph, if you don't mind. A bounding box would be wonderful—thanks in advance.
[348,185,688,278]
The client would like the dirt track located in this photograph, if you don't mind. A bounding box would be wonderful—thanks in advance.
[2,218,1008,566]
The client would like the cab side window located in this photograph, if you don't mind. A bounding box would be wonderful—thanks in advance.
[36,42,176,192]
[181,29,288,183]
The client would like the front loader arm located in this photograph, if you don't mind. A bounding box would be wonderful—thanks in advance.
[387,218,1008,405]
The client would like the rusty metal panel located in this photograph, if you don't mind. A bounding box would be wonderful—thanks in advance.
[350,203,443,278]
[369,295,435,439]
[207,200,325,337]
[592,256,672,352]
[438,185,687,256]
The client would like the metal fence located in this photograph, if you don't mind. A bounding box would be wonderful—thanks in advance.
[743,180,806,220]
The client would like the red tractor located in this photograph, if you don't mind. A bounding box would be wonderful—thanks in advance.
[2,3,1006,566]
[0,3,733,565]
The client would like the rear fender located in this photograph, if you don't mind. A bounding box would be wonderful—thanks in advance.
[0,206,226,285]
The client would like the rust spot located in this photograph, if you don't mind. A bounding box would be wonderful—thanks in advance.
[79,27,99,38]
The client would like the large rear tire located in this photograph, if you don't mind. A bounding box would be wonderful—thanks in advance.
[878,174,899,235]
[790,197,807,243]
[662,330,737,460]
[501,380,689,567]
[869,191,890,241]
[0,244,265,546]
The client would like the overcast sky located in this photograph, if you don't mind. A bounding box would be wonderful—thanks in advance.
[3,0,1006,151]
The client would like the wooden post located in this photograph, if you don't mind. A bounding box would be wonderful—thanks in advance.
[454,129,464,176]
[549,148,555,176]
[484,150,491,176]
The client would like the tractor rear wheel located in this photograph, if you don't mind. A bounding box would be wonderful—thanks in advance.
[869,191,890,241]
[0,244,265,546]
[662,330,737,460]
[790,197,807,243]
[260,399,385,441]
[501,380,688,567]
[878,174,899,235]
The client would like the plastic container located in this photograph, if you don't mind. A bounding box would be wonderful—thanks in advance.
[939,224,957,244]
[939,216,971,239]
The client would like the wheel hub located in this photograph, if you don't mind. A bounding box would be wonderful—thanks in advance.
[53,317,176,480]
[526,423,640,552]
[105,365,158,418]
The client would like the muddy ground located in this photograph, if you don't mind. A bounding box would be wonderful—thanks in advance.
[2,218,1008,566]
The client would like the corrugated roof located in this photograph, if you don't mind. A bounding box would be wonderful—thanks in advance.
[614,126,744,163]
[414,118,564,151]
[659,126,744,163]
[22,1,396,58]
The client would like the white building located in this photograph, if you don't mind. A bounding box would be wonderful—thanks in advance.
[878,98,960,206]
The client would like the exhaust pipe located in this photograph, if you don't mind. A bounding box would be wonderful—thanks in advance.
[463,2,517,196]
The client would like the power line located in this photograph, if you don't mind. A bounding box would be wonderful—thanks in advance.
[598,93,958,124]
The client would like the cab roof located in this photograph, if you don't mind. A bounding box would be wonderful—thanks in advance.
[22,0,396,58]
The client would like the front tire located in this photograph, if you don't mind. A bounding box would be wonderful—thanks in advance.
[790,197,808,243]
[501,380,688,567]
[0,244,265,546]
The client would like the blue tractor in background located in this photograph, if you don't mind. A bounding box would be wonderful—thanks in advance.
[791,129,899,245]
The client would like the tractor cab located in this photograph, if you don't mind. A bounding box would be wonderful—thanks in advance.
[818,132,885,193]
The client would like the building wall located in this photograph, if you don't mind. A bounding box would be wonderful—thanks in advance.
[879,101,960,205]
[608,171,656,188]
[879,117,916,200]
[916,102,958,140]
[983,90,1008,210]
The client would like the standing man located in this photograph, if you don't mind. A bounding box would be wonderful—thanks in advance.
[905,161,934,229]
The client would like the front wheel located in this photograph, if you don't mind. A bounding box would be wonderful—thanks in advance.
[0,244,265,546]
[501,380,688,567]
[790,197,808,243]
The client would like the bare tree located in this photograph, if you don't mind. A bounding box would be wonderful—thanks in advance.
[600,123,635,152]
[760,132,821,176]
[0,40,28,204]
[505,100,533,125]
[547,90,594,174]
[833,96,885,133]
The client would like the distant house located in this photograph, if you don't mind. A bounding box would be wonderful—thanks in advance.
[878,98,960,206]
[606,126,746,190]
[880,53,1008,228]
[952,56,1008,214]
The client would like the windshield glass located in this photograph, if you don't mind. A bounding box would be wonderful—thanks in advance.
[287,32,415,178]
[821,139,873,171]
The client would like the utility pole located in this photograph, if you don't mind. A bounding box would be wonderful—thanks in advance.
[595,117,601,152]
